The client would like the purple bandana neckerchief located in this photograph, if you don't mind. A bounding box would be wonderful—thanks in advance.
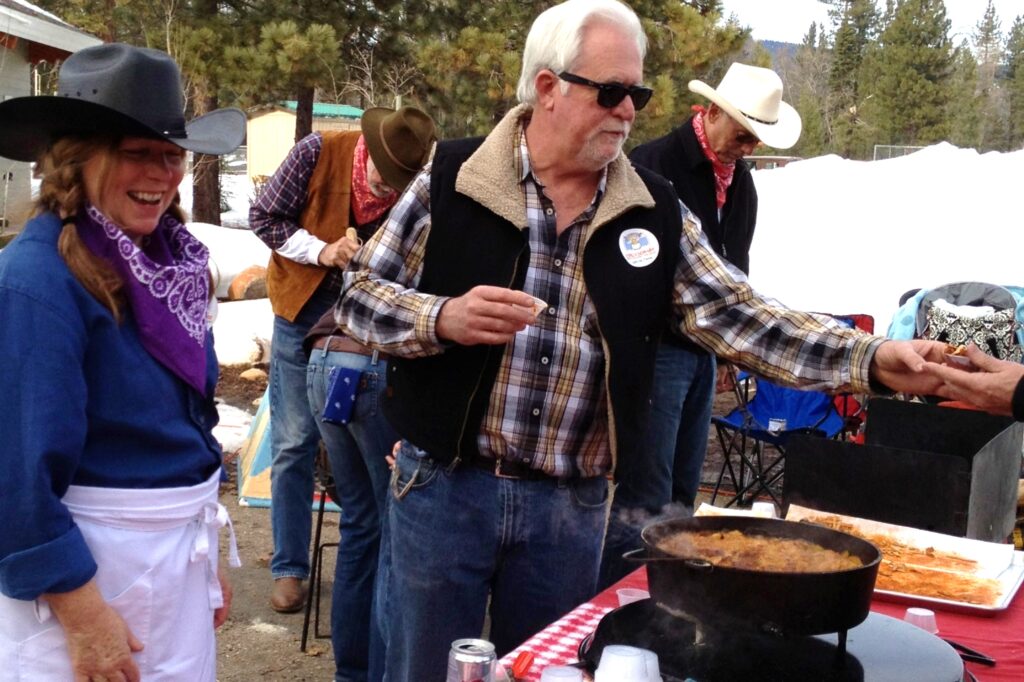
[76,204,211,396]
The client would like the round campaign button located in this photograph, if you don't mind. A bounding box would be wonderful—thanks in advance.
[618,228,659,268]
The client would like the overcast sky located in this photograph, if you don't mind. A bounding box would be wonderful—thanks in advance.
[718,0,1024,45]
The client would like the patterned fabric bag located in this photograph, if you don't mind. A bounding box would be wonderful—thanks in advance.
[924,303,1022,362]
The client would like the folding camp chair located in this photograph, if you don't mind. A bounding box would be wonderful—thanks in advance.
[708,314,872,507]
[709,377,844,507]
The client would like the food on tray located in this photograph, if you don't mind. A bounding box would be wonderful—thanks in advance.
[656,530,863,572]
[808,515,1002,605]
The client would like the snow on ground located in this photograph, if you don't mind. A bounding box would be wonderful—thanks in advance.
[746,143,1024,331]
[210,297,274,367]
[188,220,270,299]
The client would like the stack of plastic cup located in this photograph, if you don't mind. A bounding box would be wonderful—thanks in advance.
[615,587,650,607]
[641,649,660,682]
[903,607,939,634]
[595,645,660,682]
[539,665,584,681]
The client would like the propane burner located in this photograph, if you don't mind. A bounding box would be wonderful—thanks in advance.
[580,599,964,682]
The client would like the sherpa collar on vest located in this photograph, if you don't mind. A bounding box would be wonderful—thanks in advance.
[454,104,658,235]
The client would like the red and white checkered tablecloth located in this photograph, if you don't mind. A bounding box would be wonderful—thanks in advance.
[498,602,612,680]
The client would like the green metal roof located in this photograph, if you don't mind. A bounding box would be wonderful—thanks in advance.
[279,101,363,119]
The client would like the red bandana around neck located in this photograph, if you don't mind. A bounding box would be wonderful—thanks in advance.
[691,106,736,211]
[351,135,398,226]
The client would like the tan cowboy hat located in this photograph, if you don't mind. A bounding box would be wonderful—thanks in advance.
[689,63,802,150]
[361,106,437,192]
[0,43,245,162]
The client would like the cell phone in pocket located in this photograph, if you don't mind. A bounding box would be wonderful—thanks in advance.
[322,366,362,424]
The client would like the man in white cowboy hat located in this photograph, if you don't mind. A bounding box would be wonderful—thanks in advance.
[601,61,802,587]
[249,106,436,634]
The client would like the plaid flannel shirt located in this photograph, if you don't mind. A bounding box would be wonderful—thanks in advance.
[337,112,882,476]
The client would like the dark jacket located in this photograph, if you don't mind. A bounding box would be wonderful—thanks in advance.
[629,115,756,275]
[383,127,683,474]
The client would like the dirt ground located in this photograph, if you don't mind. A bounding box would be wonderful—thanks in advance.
[211,367,742,681]
[215,366,338,681]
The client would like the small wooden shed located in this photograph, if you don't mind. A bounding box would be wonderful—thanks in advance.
[246,101,363,182]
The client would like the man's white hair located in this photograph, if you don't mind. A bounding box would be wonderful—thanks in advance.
[516,0,647,105]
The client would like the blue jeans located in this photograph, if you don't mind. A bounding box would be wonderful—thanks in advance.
[382,442,610,682]
[307,347,397,682]
[269,288,336,580]
[598,343,715,588]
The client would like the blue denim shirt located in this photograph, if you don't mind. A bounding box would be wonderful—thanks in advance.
[0,212,222,600]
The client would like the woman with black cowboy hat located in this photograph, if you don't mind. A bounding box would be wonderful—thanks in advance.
[0,43,245,681]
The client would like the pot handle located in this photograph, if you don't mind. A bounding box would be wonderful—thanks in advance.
[621,549,714,572]
[622,548,647,562]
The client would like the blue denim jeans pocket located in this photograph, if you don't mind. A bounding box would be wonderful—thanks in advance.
[568,476,611,510]
[390,441,441,501]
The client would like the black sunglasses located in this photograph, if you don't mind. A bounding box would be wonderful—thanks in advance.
[558,71,654,111]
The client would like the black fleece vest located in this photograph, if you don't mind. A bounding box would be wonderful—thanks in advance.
[383,137,683,474]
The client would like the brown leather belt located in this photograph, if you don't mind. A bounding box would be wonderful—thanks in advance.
[311,335,386,358]
[463,453,560,481]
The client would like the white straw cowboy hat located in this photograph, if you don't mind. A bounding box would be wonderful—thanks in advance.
[689,63,802,150]
[0,43,245,162]
[361,106,437,192]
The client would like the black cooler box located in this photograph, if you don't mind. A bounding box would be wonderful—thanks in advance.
[783,398,1023,542]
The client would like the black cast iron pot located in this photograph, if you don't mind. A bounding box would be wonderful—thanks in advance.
[634,516,881,637]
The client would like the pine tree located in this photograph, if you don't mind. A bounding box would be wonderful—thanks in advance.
[946,41,981,149]
[774,22,830,158]
[633,0,749,145]
[857,0,953,154]
[973,0,1007,151]
[825,0,879,157]
[1005,16,1024,148]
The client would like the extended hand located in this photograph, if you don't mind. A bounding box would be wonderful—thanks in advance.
[317,236,360,269]
[921,344,1024,416]
[869,339,948,396]
[436,285,539,346]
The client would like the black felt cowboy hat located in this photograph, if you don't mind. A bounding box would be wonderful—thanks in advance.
[0,43,246,162]
[361,106,437,192]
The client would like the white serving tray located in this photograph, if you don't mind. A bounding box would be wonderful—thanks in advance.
[786,504,1024,615]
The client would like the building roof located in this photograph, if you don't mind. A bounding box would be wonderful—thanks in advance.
[279,101,364,119]
[0,0,100,55]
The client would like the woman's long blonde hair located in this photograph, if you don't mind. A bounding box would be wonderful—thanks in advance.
[35,135,186,320]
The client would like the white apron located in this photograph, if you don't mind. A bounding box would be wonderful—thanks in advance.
[0,469,240,681]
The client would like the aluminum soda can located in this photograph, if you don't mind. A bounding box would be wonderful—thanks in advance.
[446,638,496,682]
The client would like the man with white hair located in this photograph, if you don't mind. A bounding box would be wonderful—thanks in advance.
[600,63,803,587]
[337,1,946,678]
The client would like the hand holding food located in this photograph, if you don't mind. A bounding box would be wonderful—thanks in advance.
[943,344,975,369]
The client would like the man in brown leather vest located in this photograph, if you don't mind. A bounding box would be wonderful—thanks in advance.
[249,107,435,629]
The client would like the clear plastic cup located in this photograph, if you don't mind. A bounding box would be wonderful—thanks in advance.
[904,606,939,633]
[539,665,584,681]
[639,648,660,682]
[595,644,649,682]
[615,587,650,607]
